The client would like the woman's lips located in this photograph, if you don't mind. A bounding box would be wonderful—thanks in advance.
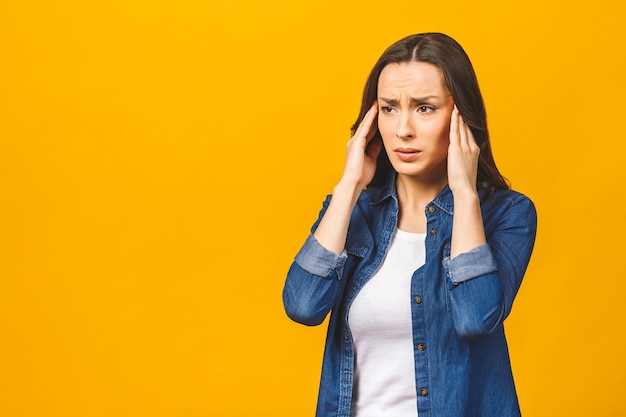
[394,148,421,162]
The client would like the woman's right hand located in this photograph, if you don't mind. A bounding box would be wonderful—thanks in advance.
[341,102,383,188]
[313,102,382,255]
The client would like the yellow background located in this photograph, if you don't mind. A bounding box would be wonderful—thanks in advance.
[1,0,624,415]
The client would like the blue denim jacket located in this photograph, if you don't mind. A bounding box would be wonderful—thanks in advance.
[283,175,537,417]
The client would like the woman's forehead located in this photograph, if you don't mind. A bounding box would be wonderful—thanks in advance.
[378,62,448,97]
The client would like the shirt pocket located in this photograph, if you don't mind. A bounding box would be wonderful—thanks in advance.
[343,234,371,278]
[345,234,370,258]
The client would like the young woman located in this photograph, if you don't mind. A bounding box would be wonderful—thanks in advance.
[283,33,537,417]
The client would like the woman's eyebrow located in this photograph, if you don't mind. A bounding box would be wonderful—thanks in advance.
[409,95,439,103]
[378,95,440,105]
[378,97,398,105]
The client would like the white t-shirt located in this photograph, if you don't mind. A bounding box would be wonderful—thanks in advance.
[348,228,426,417]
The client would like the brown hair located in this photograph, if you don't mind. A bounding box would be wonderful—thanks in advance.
[353,33,509,194]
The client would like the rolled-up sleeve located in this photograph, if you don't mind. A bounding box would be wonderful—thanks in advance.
[295,234,348,279]
[283,235,348,326]
[445,194,537,340]
[443,244,497,285]
[283,195,351,326]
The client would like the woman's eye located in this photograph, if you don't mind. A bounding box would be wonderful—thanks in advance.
[380,106,395,113]
[418,106,434,113]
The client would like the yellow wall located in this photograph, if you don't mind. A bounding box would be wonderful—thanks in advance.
[1,0,624,415]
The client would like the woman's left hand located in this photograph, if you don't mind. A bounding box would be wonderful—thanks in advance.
[448,106,486,259]
[447,106,480,194]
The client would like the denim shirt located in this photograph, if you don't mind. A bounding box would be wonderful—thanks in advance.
[283,176,537,417]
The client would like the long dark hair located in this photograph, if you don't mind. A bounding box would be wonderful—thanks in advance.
[353,33,509,194]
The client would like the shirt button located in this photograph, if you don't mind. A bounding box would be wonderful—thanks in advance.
[420,387,429,396]
[417,343,425,351]
[429,228,436,235]
[428,206,436,213]
[414,296,422,304]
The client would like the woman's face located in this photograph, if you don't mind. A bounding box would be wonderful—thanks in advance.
[377,61,454,183]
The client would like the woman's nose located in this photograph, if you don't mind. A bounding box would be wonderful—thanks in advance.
[396,113,416,140]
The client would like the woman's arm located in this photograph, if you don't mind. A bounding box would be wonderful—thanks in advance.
[283,103,382,325]
[313,102,381,254]
[445,107,537,339]
[447,106,486,258]
[283,199,348,326]
[445,196,537,339]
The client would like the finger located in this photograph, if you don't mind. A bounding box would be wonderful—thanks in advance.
[362,102,379,146]
[465,122,478,149]
[458,113,468,150]
[459,116,478,156]
[354,102,378,140]
[366,136,383,160]
[449,105,460,147]
[365,112,379,143]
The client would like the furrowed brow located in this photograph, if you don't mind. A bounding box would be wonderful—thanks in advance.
[409,95,439,104]
[378,97,398,106]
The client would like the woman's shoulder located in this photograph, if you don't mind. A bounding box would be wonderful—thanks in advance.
[482,188,537,225]
[483,187,534,207]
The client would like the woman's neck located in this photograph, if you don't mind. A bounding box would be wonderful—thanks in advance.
[395,173,447,233]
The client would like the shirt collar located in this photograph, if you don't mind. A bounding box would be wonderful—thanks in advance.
[366,173,397,205]
[366,172,455,215]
